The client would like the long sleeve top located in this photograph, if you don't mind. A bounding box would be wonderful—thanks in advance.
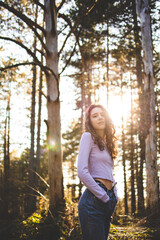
[77,132,118,203]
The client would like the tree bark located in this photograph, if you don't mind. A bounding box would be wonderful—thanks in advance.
[130,79,136,214]
[3,113,9,218]
[3,88,11,218]
[36,11,45,192]
[132,0,145,215]
[106,19,109,107]
[28,4,38,215]
[121,73,128,215]
[44,0,63,213]
[136,0,159,215]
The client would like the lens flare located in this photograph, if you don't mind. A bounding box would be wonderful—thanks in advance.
[47,138,60,151]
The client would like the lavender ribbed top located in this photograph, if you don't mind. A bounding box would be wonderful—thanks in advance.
[77,132,118,203]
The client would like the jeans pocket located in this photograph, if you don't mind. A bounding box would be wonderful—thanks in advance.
[108,197,117,216]
[93,196,109,213]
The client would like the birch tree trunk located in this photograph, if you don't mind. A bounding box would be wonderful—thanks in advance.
[136,0,159,214]
[44,0,63,213]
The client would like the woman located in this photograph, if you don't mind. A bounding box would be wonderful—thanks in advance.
[77,104,118,240]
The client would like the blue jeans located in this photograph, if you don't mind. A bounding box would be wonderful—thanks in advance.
[78,182,117,240]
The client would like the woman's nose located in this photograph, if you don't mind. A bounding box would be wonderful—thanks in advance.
[98,114,102,119]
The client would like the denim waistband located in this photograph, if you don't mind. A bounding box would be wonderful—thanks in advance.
[95,180,116,192]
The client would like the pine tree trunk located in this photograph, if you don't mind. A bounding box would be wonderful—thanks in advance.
[80,73,85,132]
[44,0,63,213]
[121,74,128,215]
[132,0,145,215]
[130,80,136,214]
[3,95,11,218]
[106,20,109,107]
[36,63,43,189]
[36,15,45,190]
[136,0,159,215]
[28,4,38,214]
[157,98,160,158]
[3,114,8,218]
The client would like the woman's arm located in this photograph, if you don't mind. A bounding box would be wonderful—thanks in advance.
[77,132,110,203]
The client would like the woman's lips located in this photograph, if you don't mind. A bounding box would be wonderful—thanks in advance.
[98,121,104,125]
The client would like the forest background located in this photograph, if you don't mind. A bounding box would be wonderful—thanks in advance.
[0,0,160,239]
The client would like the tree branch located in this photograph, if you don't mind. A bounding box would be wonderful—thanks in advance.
[0,36,39,63]
[59,13,80,47]
[33,0,45,10]
[0,36,55,79]
[59,13,74,31]
[154,67,160,76]
[59,29,81,75]
[59,13,82,52]
[58,29,72,56]
[0,1,48,53]
[59,41,77,75]
[0,1,45,34]
[0,62,58,81]
[58,13,81,42]
[36,48,45,57]
[57,0,66,12]
[85,0,98,16]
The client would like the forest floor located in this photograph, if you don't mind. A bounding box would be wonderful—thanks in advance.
[108,219,160,240]
[0,213,160,239]
[69,215,160,240]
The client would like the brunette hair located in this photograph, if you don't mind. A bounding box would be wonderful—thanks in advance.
[85,104,117,159]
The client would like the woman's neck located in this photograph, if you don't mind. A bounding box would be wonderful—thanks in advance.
[96,130,105,140]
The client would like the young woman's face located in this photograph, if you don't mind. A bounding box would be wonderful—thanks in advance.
[90,107,106,131]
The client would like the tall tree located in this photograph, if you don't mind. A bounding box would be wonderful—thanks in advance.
[44,0,63,212]
[121,73,129,215]
[3,95,11,218]
[0,0,65,214]
[27,3,38,214]
[130,76,136,214]
[136,0,159,214]
[132,0,145,214]
[35,18,45,193]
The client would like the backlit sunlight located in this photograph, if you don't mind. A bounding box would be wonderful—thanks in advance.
[99,91,131,130]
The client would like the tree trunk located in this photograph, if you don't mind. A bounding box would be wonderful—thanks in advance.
[130,79,136,214]
[3,93,11,218]
[35,61,43,190]
[121,73,128,215]
[136,0,159,215]
[28,4,38,214]
[80,72,85,132]
[44,0,63,213]
[106,19,109,107]
[132,0,145,215]
[3,113,9,218]
[36,14,45,190]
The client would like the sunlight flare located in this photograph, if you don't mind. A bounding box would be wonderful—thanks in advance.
[99,92,131,128]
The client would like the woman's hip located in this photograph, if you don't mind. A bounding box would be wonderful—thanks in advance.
[78,187,117,217]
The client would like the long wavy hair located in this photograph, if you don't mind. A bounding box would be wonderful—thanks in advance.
[85,104,117,159]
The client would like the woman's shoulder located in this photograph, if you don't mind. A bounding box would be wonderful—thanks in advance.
[81,132,93,141]
[79,132,93,148]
